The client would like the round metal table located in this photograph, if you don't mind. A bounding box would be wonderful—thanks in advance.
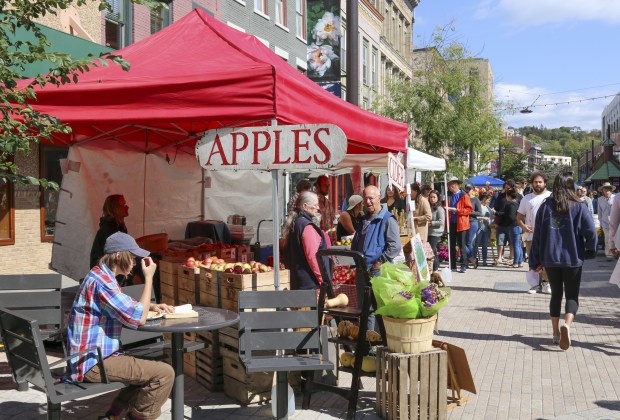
[138,306,239,420]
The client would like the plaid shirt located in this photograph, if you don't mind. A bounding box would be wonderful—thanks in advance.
[66,264,144,382]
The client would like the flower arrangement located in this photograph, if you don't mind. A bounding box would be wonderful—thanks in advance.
[370,263,450,319]
[436,243,449,262]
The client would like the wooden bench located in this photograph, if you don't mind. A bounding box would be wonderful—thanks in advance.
[0,307,129,420]
[237,289,333,419]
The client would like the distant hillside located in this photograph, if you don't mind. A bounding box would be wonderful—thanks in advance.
[512,126,601,171]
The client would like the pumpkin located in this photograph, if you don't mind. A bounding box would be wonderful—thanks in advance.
[361,356,376,373]
[340,352,355,367]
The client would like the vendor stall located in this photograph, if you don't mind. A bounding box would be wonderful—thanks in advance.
[18,8,408,281]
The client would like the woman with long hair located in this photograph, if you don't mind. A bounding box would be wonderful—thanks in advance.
[380,184,406,215]
[90,195,129,269]
[529,173,597,350]
[283,191,331,290]
[427,190,445,272]
[476,193,492,266]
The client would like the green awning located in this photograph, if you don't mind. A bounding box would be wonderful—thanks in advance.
[9,21,113,78]
[586,160,620,182]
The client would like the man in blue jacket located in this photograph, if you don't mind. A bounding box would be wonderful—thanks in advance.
[353,185,402,331]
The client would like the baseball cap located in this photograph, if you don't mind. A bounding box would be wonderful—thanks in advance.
[104,232,150,257]
[465,183,474,190]
[346,194,363,211]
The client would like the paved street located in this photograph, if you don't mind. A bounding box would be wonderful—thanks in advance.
[1,254,619,419]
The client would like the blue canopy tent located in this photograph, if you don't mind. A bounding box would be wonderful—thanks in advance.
[467,174,504,187]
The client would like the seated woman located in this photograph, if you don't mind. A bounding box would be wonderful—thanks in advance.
[336,194,364,241]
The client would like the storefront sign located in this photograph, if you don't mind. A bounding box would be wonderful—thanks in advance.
[196,124,347,170]
[387,153,405,191]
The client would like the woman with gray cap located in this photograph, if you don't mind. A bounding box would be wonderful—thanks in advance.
[336,194,364,240]
[67,232,175,419]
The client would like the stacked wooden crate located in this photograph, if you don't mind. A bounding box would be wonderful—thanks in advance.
[183,332,197,379]
[198,267,220,308]
[219,327,273,404]
[177,265,199,305]
[195,330,224,391]
[219,269,290,312]
[159,257,185,305]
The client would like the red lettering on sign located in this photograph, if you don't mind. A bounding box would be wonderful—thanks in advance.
[252,131,271,164]
[273,130,291,164]
[230,132,249,165]
[292,129,312,164]
[313,127,332,164]
[205,134,230,166]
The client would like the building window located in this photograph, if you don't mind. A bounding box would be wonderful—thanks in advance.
[295,0,305,39]
[150,5,171,34]
[0,179,14,245]
[363,97,369,110]
[371,47,378,89]
[340,23,346,72]
[276,0,287,26]
[362,40,368,86]
[105,0,124,49]
[255,0,267,14]
[40,146,69,241]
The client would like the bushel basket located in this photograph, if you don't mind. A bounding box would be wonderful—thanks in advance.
[382,314,437,354]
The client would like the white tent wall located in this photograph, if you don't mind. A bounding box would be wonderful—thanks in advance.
[51,144,279,280]
[203,170,282,245]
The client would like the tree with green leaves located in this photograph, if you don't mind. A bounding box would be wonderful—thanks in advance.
[377,23,504,178]
[1,0,161,189]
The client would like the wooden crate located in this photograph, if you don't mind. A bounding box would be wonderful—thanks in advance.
[184,352,196,379]
[216,248,236,260]
[199,267,220,308]
[376,347,448,420]
[221,347,272,404]
[159,257,185,305]
[219,270,290,312]
[195,331,224,391]
[177,265,199,305]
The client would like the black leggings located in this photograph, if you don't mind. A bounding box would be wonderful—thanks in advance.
[545,266,582,317]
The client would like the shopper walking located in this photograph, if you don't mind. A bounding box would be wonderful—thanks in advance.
[504,190,523,268]
[464,183,482,268]
[518,171,552,294]
[529,173,597,350]
[476,194,492,266]
[596,182,615,261]
[427,190,445,272]
[410,183,432,242]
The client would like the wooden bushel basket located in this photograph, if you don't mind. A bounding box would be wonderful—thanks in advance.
[383,315,437,354]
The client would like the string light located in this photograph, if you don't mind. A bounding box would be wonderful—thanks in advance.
[498,93,620,112]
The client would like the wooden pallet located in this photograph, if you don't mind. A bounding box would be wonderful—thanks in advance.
[219,270,290,311]
[195,331,224,391]
[376,347,448,420]
[199,267,220,308]
[221,346,273,404]
[159,257,185,305]
[177,265,199,305]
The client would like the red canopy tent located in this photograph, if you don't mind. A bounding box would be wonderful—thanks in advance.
[26,8,407,155]
[25,9,408,280]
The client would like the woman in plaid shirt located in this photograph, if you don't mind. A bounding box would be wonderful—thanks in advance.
[68,232,175,420]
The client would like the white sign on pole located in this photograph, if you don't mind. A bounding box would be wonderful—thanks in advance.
[387,152,405,192]
[196,124,347,171]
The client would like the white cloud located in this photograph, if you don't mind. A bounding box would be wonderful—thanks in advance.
[475,0,620,26]
[495,82,613,130]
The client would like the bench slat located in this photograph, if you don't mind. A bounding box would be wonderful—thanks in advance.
[242,330,320,352]
[244,355,331,373]
[0,291,62,308]
[240,309,317,329]
[0,274,62,290]
[238,290,317,310]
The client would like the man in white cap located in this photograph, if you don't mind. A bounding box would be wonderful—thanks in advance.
[597,182,616,261]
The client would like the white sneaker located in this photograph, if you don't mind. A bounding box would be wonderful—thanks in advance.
[541,283,551,294]
[528,285,541,294]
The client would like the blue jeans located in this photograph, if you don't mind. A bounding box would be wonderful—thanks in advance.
[466,219,479,262]
[476,227,490,263]
[509,225,523,265]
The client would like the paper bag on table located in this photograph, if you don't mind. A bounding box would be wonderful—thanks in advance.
[164,303,199,319]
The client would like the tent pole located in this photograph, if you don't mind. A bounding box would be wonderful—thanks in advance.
[271,120,281,290]
[445,174,451,270]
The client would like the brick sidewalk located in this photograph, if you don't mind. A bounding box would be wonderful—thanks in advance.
[1,256,619,419]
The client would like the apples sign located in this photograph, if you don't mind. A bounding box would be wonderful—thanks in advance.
[196,124,347,171]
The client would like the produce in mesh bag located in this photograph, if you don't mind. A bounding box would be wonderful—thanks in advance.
[366,330,382,343]
[339,352,355,367]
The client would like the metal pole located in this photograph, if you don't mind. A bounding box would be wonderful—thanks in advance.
[345,0,359,106]
[271,120,281,289]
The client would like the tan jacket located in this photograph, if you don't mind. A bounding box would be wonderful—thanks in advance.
[413,196,432,242]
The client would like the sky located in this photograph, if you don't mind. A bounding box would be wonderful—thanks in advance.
[413,0,620,131]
